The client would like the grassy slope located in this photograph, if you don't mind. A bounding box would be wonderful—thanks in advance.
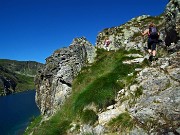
[15,73,35,92]
[25,48,143,135]
[0,67,35,95]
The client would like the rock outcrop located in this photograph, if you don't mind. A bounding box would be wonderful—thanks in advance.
[76,51,180,135]
[96,15,165,52]
[165,0,180,46]
[128,52,180,134]
[35,37,96,116]
[0,73,16,95]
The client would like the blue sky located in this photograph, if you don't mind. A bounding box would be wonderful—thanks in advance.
[0,0,168,64]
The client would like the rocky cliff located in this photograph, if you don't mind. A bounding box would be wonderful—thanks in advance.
[165,0,180,46]
[35,37,96,116]
[31,0,180,134]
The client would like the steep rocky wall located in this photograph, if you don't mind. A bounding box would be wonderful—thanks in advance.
[165,0,180,46]
[35,37,96,116]
[0,74,16,95]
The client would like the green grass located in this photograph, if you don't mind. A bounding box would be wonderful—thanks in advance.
[25,116,42,134]
[81,109,98,125]
[108,112,134,132]
[32,120,72,135]
[16,74,35,92]
[73,49,140,113]
[25,104,73,135]
[134,86,143,98]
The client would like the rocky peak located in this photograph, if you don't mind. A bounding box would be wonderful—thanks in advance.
[35,37,96,116]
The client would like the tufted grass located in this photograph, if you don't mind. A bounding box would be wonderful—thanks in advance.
[108,112,134,132]
[80,109,98,125]
[72,49,140,113]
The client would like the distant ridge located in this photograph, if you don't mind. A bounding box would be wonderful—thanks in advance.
[0,59,44,95]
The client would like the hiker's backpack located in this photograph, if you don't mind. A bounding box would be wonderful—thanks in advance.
[149,27,159,39]
[105,39,110,46]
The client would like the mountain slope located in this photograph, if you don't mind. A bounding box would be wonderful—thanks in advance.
[0,59,43,95]
[26,0,180,134]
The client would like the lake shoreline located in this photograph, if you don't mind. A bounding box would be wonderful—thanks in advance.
[0,90,40,135]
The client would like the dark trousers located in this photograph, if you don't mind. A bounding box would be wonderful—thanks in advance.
[148,38,158,51]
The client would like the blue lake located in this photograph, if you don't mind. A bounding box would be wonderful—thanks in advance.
[0,90,40,135]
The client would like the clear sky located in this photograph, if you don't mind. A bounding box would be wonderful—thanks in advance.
[0,0,168,64]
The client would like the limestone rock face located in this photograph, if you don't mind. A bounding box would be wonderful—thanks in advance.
[128,51,180,133]
[165,0,180,46]
[35,37,96,116]
[0,75,16,95]
[95,15,164,51]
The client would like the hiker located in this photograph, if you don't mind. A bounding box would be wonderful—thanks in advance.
[104,37,111,51]
[142,22,159,61]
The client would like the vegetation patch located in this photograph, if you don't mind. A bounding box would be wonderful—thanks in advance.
[108,112,134,132]
[73,49,141,113]
[81,109,98,125]
[16,74,35,91]
[134,86,143,98]
[25,116,42,135]
[26,111,72,135]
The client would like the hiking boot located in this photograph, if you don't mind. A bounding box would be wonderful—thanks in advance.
[152,56,157,61]
[149,55,153,62]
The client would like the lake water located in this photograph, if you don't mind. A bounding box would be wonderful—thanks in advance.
[0,90,40,135]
